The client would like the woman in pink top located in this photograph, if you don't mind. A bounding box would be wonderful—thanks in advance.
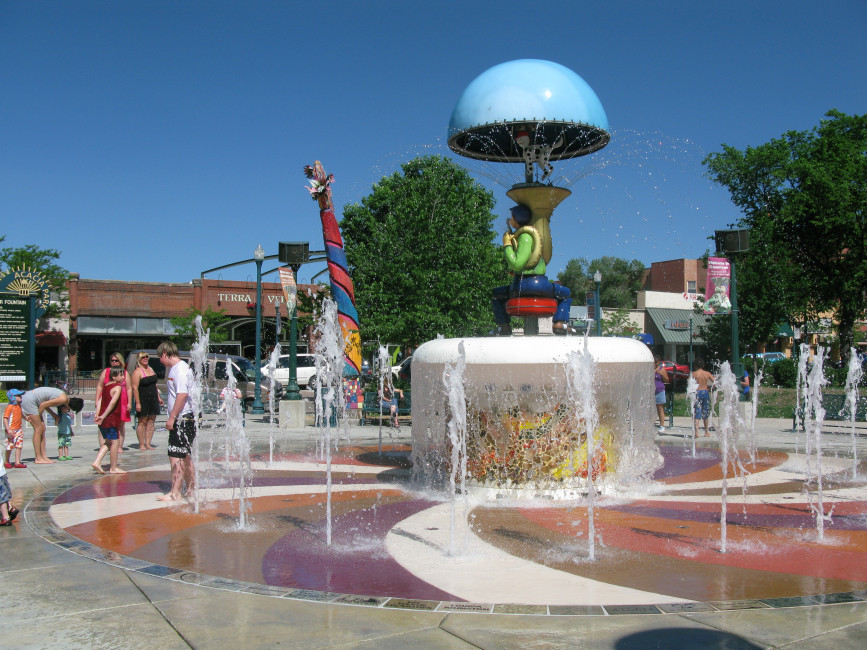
[95,352,132,451]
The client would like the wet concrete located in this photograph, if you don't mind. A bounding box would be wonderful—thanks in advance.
[3,413,867,648]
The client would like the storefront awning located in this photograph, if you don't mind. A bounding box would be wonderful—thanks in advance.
[645,308,709,345]
[776,322,794,337]
[36,331,67,346]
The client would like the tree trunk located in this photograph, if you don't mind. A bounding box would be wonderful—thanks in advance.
[837,302,856,365]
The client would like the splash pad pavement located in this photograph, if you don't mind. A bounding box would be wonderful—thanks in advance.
[31,419,867,615]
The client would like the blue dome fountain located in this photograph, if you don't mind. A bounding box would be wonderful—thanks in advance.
[448,59,609,182]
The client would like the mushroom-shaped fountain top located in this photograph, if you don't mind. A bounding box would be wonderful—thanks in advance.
[448,59,609,182]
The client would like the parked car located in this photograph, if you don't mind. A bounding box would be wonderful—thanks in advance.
[659,360,689,378]
[260,353,317,388]
[126,349,283,411]
[261,353,366,389]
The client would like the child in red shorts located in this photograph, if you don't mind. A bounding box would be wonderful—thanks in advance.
[4,389,26,469]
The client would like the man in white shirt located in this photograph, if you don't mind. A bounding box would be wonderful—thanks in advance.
[156,341,196,501]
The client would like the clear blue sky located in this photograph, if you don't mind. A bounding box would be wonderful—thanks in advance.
[2,1,865,285]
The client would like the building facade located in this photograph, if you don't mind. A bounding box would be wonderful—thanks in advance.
[67,274,317,373]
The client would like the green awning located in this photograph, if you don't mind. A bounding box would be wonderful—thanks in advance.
[645,308,709,345]
[776,322,794,337]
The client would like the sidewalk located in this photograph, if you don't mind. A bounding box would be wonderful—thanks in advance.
[2,415,866,648]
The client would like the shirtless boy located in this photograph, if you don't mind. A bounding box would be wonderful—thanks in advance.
[692,359,715,438]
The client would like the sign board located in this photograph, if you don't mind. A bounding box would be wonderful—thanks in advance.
[0,267,50,318]
[0,293,31,381]
[664,319,690,331]
[703,257,732,315]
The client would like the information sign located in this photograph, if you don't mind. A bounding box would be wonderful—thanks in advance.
[0,294,31,381]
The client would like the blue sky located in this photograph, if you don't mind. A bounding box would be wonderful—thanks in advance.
[2,1,865,285]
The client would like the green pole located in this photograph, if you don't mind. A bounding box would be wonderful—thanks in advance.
[730,257,744,380]
[28,294,35,390]
[284,263,302,401]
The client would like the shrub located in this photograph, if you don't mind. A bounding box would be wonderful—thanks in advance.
[764,358,797,388]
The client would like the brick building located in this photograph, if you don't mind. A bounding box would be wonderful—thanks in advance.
[67,274,316,373]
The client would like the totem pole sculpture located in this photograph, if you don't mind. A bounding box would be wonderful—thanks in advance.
[304,162,362,375]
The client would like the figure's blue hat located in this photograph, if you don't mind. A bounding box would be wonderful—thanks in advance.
[448,59,609,163]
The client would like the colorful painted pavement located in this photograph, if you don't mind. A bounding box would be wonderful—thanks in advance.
[40,444,867,612]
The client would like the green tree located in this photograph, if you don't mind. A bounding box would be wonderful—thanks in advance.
[0,239,71,318]
[170,306,231,347]
[703,110,867,364]
[693,251,786,363]
[295,283,331,332]
[601,306,640,337]
[341,155,504,345]
[556,256,645,308]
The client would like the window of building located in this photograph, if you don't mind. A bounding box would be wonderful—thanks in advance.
[687,281,697,293]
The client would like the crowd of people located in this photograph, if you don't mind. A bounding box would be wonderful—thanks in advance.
[1,340,197,527]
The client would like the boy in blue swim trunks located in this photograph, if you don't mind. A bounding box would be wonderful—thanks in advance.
[692,359,715,438]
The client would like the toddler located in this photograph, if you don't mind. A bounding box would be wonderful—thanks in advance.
[57,403,75,460]
[4,389,26,469]
[0,459,19,526]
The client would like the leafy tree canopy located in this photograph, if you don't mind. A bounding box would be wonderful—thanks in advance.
[0,238,71,318]
[601,306,641,337]
[703,110,867,362]
[170,306,231,347]
[341,155,504,346]
[556,256,645,309]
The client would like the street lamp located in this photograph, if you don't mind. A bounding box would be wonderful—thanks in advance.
[715,229,750,381]
[594,270,602,336]
[252,244,265,414]
[279,241,309,401]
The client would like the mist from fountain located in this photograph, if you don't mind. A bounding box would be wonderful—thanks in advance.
[747,367,763,464]
[686,375,698,457]
[443,340,468,556]
[221,366,252,529]
[376,344,391,455]
[189,316,210,514]
[564,338,600,560]
[843,347,864,480]
[313,298,345,546]
[267,344,281,466]
[713,361,745,553]
[801,345,832,540]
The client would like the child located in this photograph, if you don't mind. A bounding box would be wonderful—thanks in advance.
[0,458,20,526]
[57,403,75,460]
[218,385,243,414]
[92,367,126,474]
[4,389,26,469]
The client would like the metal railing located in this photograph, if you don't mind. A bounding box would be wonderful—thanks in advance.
[43,371,101,396]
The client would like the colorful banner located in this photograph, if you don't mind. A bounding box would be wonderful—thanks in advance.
[703,257,732,315]
[279,266,297,317]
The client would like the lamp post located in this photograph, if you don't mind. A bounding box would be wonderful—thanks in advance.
[715,229,750,381]
[252,244,265,414]
[594,270,602,337]
[278,241,310,401]
[284,268,302,401]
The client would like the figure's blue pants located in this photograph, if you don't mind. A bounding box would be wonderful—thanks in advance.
[492,275,571,324]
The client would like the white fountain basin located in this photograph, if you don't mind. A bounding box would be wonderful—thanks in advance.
[410,336,662,496]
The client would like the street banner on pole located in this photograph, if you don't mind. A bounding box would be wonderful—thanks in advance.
[279,267,297,317]
[703,257,732,315]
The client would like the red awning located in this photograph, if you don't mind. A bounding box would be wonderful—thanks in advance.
[36,331,67,346]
